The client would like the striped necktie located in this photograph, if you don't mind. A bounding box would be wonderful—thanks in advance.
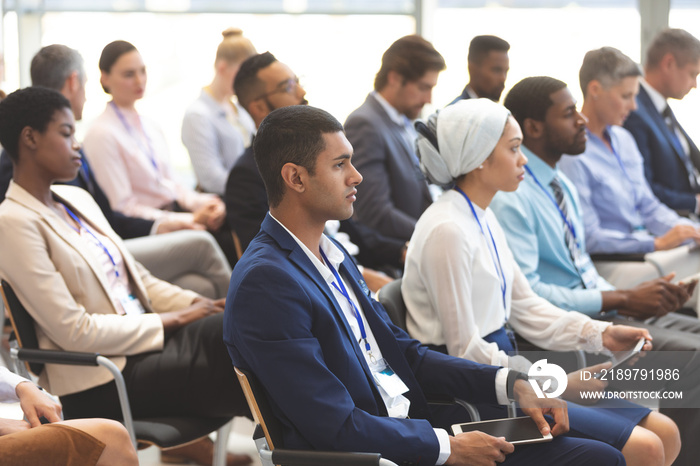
[550,176,579,264]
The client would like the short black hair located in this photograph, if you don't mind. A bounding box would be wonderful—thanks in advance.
[579,47,641,97]
[646,28,700,69]
[234,52,278,110]
[468,35,510,63]
[254,105,344,208]
[504,76,567,132]
[98,40,138,93]
[0,87,72,162]
[374,35,445,91]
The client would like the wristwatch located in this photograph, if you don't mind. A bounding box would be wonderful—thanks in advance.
[506,370,529,402]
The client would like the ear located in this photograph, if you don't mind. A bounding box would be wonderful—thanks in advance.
[99,70,110,92]
[247,99,269,125]
[659,52,676,73]
[387,70,403,88]
[587,80,603,100]
[62,71,80,96]
[20,126,39,151]
[523,118,543,140]
[280,162,307,195]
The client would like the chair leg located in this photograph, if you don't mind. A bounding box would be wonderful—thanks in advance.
[213,419,233,466]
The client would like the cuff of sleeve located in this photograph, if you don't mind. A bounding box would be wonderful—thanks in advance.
[149,218,161,235]
[495,367,510,405]
[433,428,451,465]
[5,371,30,400]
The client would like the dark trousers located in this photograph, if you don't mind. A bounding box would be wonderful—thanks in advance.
[60,313,249,421]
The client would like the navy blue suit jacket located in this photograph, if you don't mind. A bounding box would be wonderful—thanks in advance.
[0,149,152,239]
[224,214,500,465]
[624,86,700,212]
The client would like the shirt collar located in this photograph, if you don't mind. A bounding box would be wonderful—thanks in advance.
[269,213,345,284]
[465,85,479,100]
[371,90,407,128]
[522,145,559,186]
[640,78,667,114]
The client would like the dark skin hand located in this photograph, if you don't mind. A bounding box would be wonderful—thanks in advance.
[158,297,225,335]
[602,274,697,319]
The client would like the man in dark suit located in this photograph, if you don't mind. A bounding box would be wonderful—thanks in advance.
[624,28,700,213]
[449,35,510,105]
[225,52,406,277]
[344,35,443,242]
[224,104,627,466]
[0,45,233,302]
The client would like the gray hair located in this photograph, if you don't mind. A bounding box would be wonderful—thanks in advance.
[579,46,641,97]
[30,44,85,91]
[646,28,700,69]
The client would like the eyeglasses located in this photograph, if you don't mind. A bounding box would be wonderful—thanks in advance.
[254,76,300,100]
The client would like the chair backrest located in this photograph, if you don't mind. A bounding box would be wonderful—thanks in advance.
[0,280,43,375]
[376,278,406,330]
[234,366,286,451]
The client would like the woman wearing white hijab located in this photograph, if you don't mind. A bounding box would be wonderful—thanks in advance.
[402,99,680,466]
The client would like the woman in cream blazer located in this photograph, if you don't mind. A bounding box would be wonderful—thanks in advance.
[0,87,251,465]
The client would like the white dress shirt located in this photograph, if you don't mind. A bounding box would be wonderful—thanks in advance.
[0,366,29,403]
[270,215,455,465]
[403,190,611,372]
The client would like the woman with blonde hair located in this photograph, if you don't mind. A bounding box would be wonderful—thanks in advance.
[182,28,257,195]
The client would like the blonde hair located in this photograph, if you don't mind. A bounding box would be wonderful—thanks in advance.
[216,28,257,65]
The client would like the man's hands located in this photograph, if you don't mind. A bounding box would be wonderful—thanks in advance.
[654,224,700,251]
[159,297,225,334]
[514,379,569,438]
[445,432,514,466]
[155,218,205,234]
[605,273,696,319]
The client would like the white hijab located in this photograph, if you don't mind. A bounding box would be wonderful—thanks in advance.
[415,98,511,188]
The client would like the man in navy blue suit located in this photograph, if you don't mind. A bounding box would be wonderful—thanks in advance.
[624,28,700,214]
[224,105,626,466]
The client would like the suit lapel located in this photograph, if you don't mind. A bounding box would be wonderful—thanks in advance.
[639,87,687,160]
[261,215,378,380]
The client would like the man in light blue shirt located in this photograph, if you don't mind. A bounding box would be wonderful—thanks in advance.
[491,76,700,465]
[491,76,700,339]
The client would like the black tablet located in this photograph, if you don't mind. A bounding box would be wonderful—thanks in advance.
[451,416,553,445]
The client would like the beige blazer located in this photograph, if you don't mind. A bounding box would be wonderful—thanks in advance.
[0,182,198,396]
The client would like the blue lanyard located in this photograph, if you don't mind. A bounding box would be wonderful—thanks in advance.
[454,187,507,310]
[524,165,579,244]
[62,204,120,278]
[319,249,373,358]
[110,102,159,174]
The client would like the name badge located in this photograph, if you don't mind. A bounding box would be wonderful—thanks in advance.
[114,283,146,316]
[371,358,409,398]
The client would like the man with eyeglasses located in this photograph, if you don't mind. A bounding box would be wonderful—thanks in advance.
[224,52,307,253]
[344,35,445,242]
[224,53,407,285]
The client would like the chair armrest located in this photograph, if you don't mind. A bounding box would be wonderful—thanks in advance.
[427,395,480,422]
[266,450,388,466]
[590,253,646,262]
[13,348,100,366]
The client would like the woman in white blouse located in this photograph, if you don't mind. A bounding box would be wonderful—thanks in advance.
[402,98,679,466]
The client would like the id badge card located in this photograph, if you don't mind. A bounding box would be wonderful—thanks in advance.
[370,358,409,398]
[114,283,146,316]
[575,253,599,289]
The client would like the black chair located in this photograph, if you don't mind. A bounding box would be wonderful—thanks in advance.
[235,366,398,466]
[1,279,233,465]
